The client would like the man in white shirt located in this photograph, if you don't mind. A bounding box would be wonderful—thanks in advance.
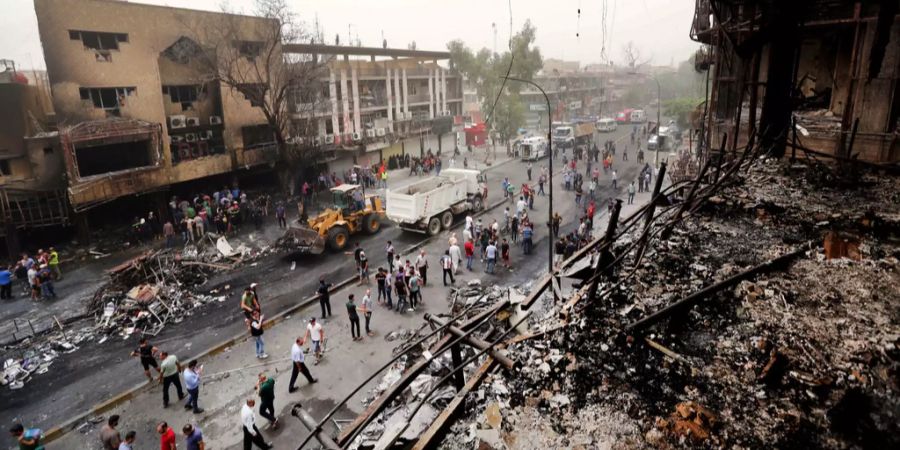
[516,197,527,218]
[288,338,317,392]
[448,243,461,274]
[302,318,325,364]
[241,398,271,449]
[441,250,455,285]
[485,242,498,274]
[415,250,428,286]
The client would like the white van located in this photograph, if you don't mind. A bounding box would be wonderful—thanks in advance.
[597,118,617,132]
[630,109,646,123]
[520,136,548,161]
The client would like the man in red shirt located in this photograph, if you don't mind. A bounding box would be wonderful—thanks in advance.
[464,239,475,271]
[157,422,176,450]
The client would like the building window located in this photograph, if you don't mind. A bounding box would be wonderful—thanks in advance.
[0,160,11,176]
[162,85,202,111]
[43,147,54,155]
[69,30,128,51]
[79,87,137,113]
[234,40,263,58]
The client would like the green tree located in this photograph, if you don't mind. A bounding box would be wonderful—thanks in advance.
[662,97,704,129]
[448,20,542,141]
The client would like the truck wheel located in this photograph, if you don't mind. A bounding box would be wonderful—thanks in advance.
[427,217,441,236]
[326,226,349,251]
[472,196,484,211]
[441,211,453,229]
[363,214,381,234]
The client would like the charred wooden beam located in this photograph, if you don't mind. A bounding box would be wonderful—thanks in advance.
[424,314,516,369]
[290,403,342,450]
[626,242,814,333]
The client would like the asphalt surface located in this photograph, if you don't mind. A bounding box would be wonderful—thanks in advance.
[2,120,653,441]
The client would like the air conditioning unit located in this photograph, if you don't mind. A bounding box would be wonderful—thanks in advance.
[200,130,213,140]
[185,133,198,142]
[186,117,201,127]
[313,136,322,146]
[324,135,335,144]
[169,115,186,129]
[444,110,452,117]
[352,132,362,141]
[170,135,184,143]
[375,128,386,137]
[365,129,376,138]
[209,116,223,125]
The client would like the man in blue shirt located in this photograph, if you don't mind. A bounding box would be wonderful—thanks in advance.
[182,360,203,414]
[522,223,534,255]
[182,424,204,450]
[0,266,12,299]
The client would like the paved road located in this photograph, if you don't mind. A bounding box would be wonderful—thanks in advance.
[2,120,652,440]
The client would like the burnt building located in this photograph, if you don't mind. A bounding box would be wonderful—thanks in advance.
[692,0,900,162]
[33,0,277,235]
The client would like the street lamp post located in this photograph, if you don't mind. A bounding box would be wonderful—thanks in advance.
[652,76,661,166]
[501,76,553,273]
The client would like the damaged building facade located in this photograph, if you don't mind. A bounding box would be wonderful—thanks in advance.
[283,43,464,173]
[30,0,279,239]
[692,0,900,162]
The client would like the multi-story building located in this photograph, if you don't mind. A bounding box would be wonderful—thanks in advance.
[692,0,899,162]
[283,44,464,173]
[520,71,606,130]
[33,0,277,232]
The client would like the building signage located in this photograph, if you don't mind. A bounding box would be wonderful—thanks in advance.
[529,103,548,111]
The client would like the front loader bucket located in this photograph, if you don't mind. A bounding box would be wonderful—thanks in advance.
[277,225,326,255]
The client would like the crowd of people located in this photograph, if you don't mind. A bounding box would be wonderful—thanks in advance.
[1,248,61,302]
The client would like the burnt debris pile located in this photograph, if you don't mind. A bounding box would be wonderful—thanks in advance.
[436,157,899,449]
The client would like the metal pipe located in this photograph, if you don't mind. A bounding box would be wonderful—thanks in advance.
[291,403,342,450]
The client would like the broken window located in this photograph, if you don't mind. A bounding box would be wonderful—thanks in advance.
[69,30,128,51]
[79,87,136,114]
[241,124,275,149]
[0,160,11,176]
[74,138,154,177]
[236,83,266,107]
[235,40,264,58]
[162,85,203,111]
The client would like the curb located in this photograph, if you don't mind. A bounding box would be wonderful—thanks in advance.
[40,160,524,444]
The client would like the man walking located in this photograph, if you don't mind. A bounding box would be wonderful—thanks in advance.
[526,162,533,181]
[303,318,325,364]
[48,247,61,281]
[182,360,204,414]
[158,351,184,408]
[360,289,374,336]
[316,277,333,318]
[385,241,395,271]
[441,250,455,285]
[157,422,176,450]
[288,337,317,392]
[183,424,204,450]
[415,250,428,286]
[119,431,136,450]
[464,239,475,270]
[241,399,272,450]
[407,271,422,311]
[130,338,160,382]
[256,373,278,429]
[485,241,498,274]
[99,415,121,450]
[522,223,534,255]
[247,311,268,359]
[612,170,618,188]
[628,181,636,204]
[346,294,361,341]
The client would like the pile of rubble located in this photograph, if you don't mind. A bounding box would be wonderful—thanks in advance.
[438,158,900,449]
[2,324,95,390]
[86,235,271,338]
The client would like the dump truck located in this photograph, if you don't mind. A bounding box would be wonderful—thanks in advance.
[279,184,384,253]
[386,168,486,235]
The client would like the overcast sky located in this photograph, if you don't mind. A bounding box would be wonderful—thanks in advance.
[2,0,698,71]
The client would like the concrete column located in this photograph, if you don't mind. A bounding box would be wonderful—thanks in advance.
[351,67,361,134]
[393,68,402,122]
[402,68,409,115]
[340,69,352,136]
[385,68,394,133]
[441,69,447,113]
[329,70,340,136]
[428,68,435,119]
